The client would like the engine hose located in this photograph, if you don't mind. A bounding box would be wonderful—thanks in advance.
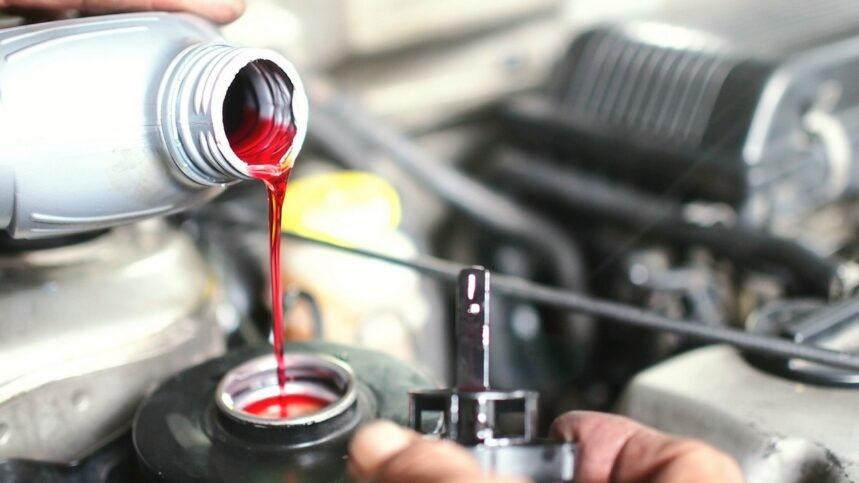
[492,149,839,297]
[308,89,585,289]
[284,229,859,372]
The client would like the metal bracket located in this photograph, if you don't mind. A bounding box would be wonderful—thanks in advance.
[409,266,576,482]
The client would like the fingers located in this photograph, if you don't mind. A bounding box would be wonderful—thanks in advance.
[0,0,245,23]
[372,438,486,483]
[551,411,744,483]
[551,411,645,483]
[348,421,482,483]
[348,421,527,483]
[349,420,420,479]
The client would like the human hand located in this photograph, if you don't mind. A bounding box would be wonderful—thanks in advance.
[0,0,244,23]
[348,411,744,483]
[349,420,527,483]
[550,411,743,483]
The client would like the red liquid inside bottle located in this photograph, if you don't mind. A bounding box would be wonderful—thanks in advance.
[227,107,297,167]
[227,105,299,418]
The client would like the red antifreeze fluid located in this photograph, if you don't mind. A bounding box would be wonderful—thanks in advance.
[226,106,305,418]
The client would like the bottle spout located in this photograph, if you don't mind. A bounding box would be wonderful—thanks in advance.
[160,43,308,186]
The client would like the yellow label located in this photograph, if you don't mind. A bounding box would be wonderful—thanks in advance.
[282,171,402,247]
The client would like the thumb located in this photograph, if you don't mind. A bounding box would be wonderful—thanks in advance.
[349,420,419,479]
[348,421,525,483]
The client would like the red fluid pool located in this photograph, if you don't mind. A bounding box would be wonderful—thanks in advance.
[242,394,330,419]
[227,106,296,409]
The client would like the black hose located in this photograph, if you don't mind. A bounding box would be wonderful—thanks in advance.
[495,150,684,224]
[283,230,859,372]
[299,290,325,339]
[308,87,587,293]
[492,149,839,296]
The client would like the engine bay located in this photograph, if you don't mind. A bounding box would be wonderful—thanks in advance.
[0,1,858,482]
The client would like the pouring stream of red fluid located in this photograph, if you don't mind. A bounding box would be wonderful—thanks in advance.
[228,108,299,417]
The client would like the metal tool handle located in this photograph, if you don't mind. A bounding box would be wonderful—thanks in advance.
[456,267,491,391]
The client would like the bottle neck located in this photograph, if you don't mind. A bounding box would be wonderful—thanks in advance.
[160,43,308,186]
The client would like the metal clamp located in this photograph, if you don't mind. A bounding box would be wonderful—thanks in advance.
[409,267,576,482]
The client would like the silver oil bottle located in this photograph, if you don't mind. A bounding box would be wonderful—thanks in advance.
[0,12,308,239]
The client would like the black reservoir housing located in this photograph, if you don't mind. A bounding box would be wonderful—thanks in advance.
[132,342,431,482]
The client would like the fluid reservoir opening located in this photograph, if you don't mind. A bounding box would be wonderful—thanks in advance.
[216,353,357,426]
[222,60,297,167]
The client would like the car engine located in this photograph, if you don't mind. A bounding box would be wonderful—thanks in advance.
[0,0,858,482]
